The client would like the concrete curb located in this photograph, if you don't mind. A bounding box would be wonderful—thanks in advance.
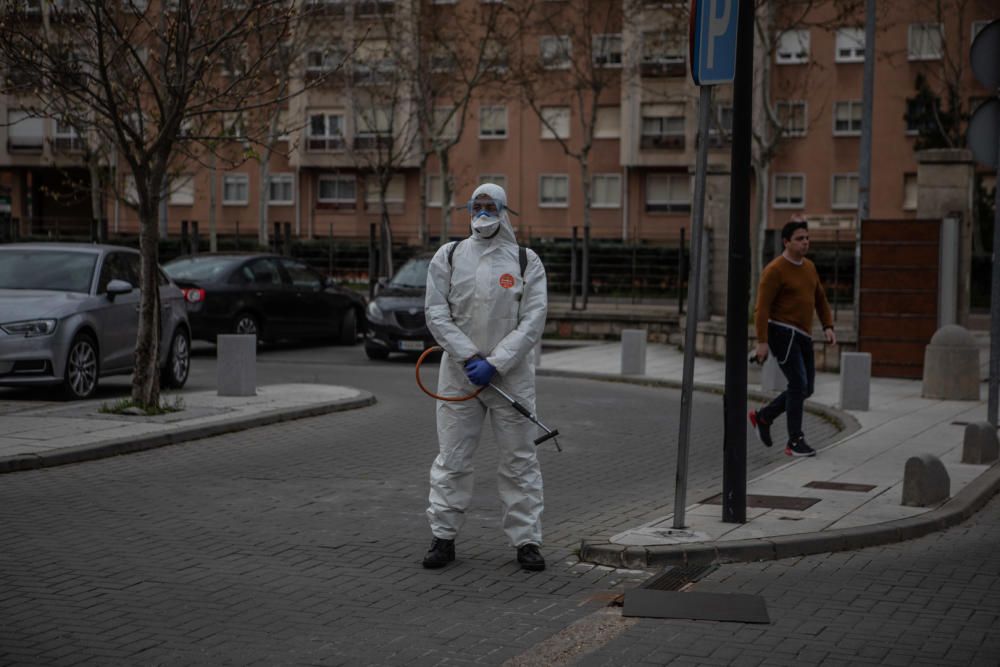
[0,391,376,474]
[537,367,1000,567]
[579,460,1000,568]
[536,367,861,437]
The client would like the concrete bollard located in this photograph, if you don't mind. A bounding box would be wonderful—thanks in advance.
[922,325,980,400]
[760,354,784,393]
[839,352,872,411]
[621,329,647,375]
[217,334,257,397]
[962,422,999,464]
[901,454,950,507]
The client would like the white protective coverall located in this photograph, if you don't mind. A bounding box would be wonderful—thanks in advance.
[424,183,548,547]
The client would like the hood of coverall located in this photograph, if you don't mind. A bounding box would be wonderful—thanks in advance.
[469,182,517,245]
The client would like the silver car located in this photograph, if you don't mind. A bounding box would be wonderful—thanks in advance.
[0,243,191,399]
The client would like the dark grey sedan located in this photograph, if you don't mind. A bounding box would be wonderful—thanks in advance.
[162,253,366,345]
[0,243,191,399]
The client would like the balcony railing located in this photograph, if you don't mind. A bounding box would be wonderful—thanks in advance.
[53,136,84,152]
[7,137,44,153]
[353,134,392,150]
[640,60,686,78]
[307,137,345,151]
[640,134,685,150]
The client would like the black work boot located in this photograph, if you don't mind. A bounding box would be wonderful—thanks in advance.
[422,537,455,569]
[516,544,546,571]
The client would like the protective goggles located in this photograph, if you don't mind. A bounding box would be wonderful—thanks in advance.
[466,198,504,217]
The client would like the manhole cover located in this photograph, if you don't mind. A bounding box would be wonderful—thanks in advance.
[804,481,877,492]
[700,494,820,511]
[641,564,717,591]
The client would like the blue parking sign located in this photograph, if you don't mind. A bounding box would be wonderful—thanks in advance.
[690,0,739,85]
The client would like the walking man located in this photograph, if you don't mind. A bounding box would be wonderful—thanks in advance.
[749,219,836,457]
[422,183,548,571]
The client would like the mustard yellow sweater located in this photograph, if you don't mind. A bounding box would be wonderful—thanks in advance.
[754,255,833,343]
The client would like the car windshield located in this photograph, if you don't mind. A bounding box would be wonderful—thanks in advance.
[0,249,98,293]
[390,258,431,288]
[164,256,242,282]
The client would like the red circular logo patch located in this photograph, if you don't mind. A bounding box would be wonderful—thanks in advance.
[499,273,515,289]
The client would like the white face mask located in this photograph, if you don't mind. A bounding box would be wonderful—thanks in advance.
[471,212,501,238]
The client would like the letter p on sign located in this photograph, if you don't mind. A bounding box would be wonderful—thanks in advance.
[690,0,739,85]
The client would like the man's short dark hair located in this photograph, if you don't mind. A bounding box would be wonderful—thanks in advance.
[781,219,808,242]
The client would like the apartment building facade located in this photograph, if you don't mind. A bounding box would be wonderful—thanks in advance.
[0,0,995,247]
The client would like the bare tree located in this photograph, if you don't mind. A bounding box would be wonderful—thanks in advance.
[337,3,421,278]
[0,0,311,408]
[508,0,626,308]
[409,0,514,244]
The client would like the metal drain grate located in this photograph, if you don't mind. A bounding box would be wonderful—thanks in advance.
[700,493,820,511]
[804,481,877,492]
[641,564,717,591]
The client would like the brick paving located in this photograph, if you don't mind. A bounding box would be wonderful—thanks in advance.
[1,346,975,666]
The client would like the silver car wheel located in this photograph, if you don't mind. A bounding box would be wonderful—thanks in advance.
[235,314,258,335]
[68,338,98,397]
[171,331,190,383]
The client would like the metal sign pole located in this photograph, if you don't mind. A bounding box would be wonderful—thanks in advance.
[673,85,713,529]
[990,138,1000,426]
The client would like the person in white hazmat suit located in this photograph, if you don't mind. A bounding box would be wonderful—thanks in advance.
[422,183,548,571]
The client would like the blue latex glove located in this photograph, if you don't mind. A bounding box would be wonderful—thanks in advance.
[464,357,497,386]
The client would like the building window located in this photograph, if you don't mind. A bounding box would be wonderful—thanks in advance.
[317,174,356,208]
[541,106,570,139]
[776,29,810,64]
[592,34,623,67]
[483,39,508,72]
[594,107,620,139]
[355,107,392,149]
[832,173,859,209]
[835,27,864,62]
[903,173,917,211]
[905,97,938,135]
[305,48,344,74]
[776,100,807,136]
[269,173,294,206]
[433,107,458,140]
[479,174,507,189]
[641,30,686,77]
[708,104,733,146]
[307,112,344,151]
[640,104,685,150]
[479,106,507,138]
[833,100,863,136]
[427,174,443,207]
[908,23,942,61]
[53,120,83,152]
[365,174,405,210]
[773,173,805,208]
[169,174,194,206]
[591,174,621,208]
[540,35,571,69]
[7,109,44,151]
[539,174,569,207]
[645,173,690,212]
[223,174,249,206]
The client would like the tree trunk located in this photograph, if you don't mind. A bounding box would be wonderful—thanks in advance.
[439,150,453,242]
[380,179,394,278]
[417,155,428,247]
[209,154,217,253]
[750,163,768,310]
[132,203,162,408]
[88,158,102,240]
[258,156,271,251]
[581,156,592,309]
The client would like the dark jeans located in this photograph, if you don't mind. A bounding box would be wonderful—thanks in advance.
[758,322,814,442]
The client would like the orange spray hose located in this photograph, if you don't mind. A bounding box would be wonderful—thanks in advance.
[415,345,485,402]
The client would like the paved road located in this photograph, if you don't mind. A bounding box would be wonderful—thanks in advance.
[0,342,904,666]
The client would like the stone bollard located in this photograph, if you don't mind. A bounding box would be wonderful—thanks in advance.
[962,422,999,464]
[621,329,647,375]
[901,454,950,507]
[217,334,257,397]
[922,325,980,400]
[839,352,872,411]
[760,354,784,393]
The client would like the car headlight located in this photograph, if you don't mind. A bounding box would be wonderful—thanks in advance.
[367,301,385,323]
[1,319,57,337]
